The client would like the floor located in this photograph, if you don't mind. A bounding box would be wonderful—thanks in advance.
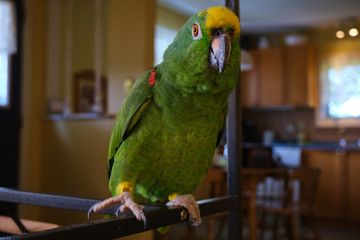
[156,215,360,240]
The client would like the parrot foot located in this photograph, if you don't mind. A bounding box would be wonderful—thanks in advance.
[88,191,146,224]
[166,194,201,226]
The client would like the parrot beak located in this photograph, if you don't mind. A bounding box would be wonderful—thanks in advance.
[210,29,231,73]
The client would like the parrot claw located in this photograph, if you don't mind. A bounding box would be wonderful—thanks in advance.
[166,194,201,226]
[87,205,95,219]
[87,192,146,227]
[114,198,147,229]
[115,205,122,216]
[141,213,147,230]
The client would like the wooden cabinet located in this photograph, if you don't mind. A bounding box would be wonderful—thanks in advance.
[241,50,259,107]
[302,149,360,221]
[284,44,316,106]
[347,151,360,221]
[302,150,343,219]
[258,47,284,106]
[241,44,316,107]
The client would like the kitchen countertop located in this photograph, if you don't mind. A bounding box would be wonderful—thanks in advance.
[243,140,360,151]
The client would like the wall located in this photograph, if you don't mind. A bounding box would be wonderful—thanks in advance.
[46,0,109,108]
[19,1,155,239]
[19,0,48,221]
[156,4,188,30]
[39,119,113,225]
[107,0,155,114]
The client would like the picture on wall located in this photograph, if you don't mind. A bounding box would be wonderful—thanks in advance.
[74,69,107,113]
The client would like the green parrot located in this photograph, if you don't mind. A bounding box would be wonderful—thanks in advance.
[89,6,240,226]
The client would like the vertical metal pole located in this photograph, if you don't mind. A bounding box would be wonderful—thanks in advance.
[226,0,243,240]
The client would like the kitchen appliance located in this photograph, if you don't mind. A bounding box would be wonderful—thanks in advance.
[272,146,302,167]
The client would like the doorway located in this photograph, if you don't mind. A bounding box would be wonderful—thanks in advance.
[0,0,23,216]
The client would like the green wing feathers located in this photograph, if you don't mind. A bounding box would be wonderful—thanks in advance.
[107,70,154,178]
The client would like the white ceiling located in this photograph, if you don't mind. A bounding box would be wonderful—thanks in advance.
[158,0,360,33]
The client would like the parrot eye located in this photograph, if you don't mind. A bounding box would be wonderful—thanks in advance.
[192,22,202,40]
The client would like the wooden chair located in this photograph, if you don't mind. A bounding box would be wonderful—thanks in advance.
[258,167,321,240]
[0,215,59,236]
[0,202,60,236]
[247,147,274,168]
[202,167,227,240]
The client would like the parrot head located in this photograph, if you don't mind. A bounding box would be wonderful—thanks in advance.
[161,6,241,94]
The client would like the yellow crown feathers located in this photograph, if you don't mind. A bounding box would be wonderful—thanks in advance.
[199,6,240,39]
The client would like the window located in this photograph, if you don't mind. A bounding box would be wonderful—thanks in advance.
[318,53,360,127]
[154,24,178,66]
[0,53,10,107]
[0,0,17,108]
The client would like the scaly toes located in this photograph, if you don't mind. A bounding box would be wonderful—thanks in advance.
[166,194,201,226]
[114,197,146,229]
[115,203,144,220]
[132,205,145,221]
[87,192,146,224]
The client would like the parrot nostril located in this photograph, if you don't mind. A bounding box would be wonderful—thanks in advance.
[213,29,222,38]
[212,29,225,39]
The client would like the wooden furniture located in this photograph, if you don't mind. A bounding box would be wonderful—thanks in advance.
[241,48,284,107]
[246,146,274,168]
[303,149,360,221]
[242,168,290,240]
[284,44,317,106]
[202,167,228,240]
[258,47,285,106]
[258,167,321,240]
[347,151,360,221]
[0,216,59,235]
[198,168,291,240]
[241,44,316,107]
[241,50,259,107]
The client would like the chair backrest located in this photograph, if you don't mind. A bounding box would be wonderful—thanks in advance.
[256,170,289,204]
[288,167,321,210]
[195,167,227,200]
[257,167,321,213]
[203,168,227,198]
[247,147,274,168]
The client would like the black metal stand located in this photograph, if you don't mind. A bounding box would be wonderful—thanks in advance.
[0,187,239,239]
[226,1,243,239]
[0,0,242,239]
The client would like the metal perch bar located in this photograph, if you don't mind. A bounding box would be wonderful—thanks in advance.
[0,187,239,239]
[226,0,243,239]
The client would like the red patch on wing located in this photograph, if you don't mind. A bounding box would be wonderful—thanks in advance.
[148,69,156,86]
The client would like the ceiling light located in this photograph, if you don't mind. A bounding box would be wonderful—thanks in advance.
[349,28,359,37]
[336,30,345,39]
